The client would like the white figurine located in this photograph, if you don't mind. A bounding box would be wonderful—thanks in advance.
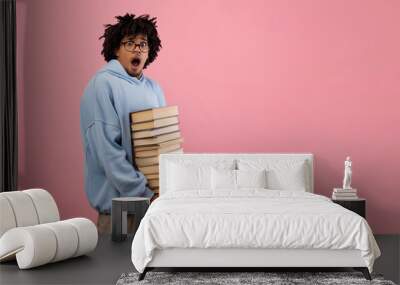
[343,156,352,189]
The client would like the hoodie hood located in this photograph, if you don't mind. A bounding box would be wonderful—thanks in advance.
[97,59,145,85]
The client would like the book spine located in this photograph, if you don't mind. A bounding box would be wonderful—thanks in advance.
[332,194,359,199]
[332,192,358,195]
[334,190,357,193]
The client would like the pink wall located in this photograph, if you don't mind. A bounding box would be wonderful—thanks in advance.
[16,0,400,234]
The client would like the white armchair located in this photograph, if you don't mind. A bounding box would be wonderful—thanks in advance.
[0,189,97,269]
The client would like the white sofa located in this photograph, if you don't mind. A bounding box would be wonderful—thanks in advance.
[0,189,98,269]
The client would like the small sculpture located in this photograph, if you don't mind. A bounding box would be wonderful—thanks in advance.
[342,156,352,189]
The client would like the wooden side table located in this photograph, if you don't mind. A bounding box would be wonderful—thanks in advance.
[111,197,150,242]
[332,198,366,218]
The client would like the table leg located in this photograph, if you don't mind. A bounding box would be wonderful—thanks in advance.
[121,201,128,240]
[112,200,124,242]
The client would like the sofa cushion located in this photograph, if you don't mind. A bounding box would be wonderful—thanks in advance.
[0,189,60,238]
[0,218,97,269]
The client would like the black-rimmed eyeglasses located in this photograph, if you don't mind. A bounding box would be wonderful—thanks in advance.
[121,40,149,53]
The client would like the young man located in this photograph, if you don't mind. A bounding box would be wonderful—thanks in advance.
[80,13,166,233]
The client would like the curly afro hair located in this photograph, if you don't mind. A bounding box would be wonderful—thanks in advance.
[99,13,162,69]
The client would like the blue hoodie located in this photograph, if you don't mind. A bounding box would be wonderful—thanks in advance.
[80,59,166,213]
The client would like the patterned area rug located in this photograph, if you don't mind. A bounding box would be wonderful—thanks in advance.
[116,271,396,285]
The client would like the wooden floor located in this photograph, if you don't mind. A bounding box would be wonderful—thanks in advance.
[0,235,398,285]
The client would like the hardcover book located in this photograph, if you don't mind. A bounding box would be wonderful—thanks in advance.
[130,105,178,123]
[133,131,181,146]
[131,116,179,131]
[132,124,180,139]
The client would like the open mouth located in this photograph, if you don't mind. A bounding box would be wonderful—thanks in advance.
[131,57,141,67]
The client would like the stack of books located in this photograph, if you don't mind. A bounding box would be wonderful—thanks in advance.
[332,188,358,200]
[130,106,183,197]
